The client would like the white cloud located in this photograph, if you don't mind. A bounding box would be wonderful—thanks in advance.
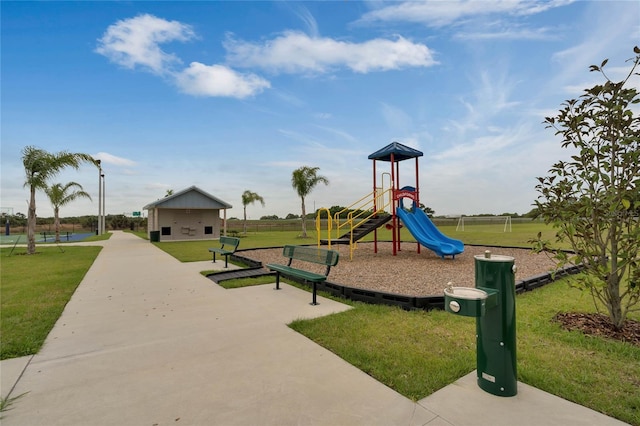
[292,4,319,37]
[97,14,270,99]
[95,14,195,74]
[455,25,557,41]
[359,0,575,27]
[97,14,438,100]
[175,62,270,98]
[95,152,137,167]
[224,31,437,74]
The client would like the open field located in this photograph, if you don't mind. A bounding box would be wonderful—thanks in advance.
[154,220,563,262]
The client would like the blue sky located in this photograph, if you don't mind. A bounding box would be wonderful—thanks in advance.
[2,1,639,220]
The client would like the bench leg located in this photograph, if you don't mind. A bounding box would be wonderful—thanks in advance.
[212,252,217,263]
[274,272,281,290]
[224,254,229,268]
[311,282,318,306]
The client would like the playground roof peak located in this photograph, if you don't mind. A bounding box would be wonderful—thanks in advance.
[368,141,423,162]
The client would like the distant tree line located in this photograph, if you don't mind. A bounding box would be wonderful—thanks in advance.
[1,213,147,232]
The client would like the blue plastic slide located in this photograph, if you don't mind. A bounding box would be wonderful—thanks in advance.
[396,207,464,258]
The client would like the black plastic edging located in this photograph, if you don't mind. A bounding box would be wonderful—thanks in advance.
[219,248,585,311]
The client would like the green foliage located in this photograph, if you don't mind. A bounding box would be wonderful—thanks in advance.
[421,204,435,217]
[533,47,640,330]
[44,182,92,243]
[260,214,280,220]
[291,166,329,237]
[0,392,29,419]
[21,146,97,254]
[241,190,265,235]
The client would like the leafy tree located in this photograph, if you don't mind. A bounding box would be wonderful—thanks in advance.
[44,182,92,243]
[107,214,130,230]
[291,166,329,238]
[418,204,435,218]
[7,212,27,228]
[532,47,640,330]
[327,205,346,218]
[241,190,265,235]
[22,146,96,254]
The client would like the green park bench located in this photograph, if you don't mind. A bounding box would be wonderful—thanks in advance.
[208,236,240,268]
[266,245,340,305]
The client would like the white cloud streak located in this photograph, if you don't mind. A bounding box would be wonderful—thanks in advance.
[359,0,576,27]
[95,152,137,167]
[224,31,437,74]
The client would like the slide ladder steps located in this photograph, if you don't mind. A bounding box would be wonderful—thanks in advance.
[320,215,392,245]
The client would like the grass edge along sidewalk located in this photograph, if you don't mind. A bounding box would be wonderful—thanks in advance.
[2,233,639,425]
[1,246,102,359]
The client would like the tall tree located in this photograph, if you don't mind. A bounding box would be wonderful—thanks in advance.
[241,190,265,235]
[22,146,96,254]
[532,46,640,331]
[291,166,329,238]
[44,182,92,243]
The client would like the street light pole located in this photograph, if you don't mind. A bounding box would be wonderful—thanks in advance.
[97,160,102,235]
[101,172,106,234]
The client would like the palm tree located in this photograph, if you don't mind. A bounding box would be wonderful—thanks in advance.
[291,166,329,238]
[241,190,265,235]
[45,182,92,243]
[22,146,96,254]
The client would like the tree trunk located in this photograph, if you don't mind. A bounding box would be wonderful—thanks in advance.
[54,207,61,243]
[300,197,307,238]
[607,276,624,330]
[607,230,624,330]
[601,214,625,330]
[243,206,247,236]
[27,186,36,254]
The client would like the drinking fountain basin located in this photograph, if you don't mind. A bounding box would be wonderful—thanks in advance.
[444,287,488,300]
[444,285,496,317]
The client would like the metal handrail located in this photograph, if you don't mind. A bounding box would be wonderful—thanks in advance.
[315,207,332,249]
[342,189,393,259]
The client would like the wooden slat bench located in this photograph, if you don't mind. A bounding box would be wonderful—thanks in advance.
[208,236,240,268]
[266,245,340,305]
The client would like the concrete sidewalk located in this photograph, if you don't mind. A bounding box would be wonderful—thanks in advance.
[1,231,629,425]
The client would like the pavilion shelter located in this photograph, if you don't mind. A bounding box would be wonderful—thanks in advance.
[143,186,232,242]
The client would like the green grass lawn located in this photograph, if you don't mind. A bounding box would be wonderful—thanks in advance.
[290,280,640,425]
[2,224,638,424]
[0,246,102,359]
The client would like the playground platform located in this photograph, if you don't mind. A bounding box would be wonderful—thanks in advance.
[0,231,629,425]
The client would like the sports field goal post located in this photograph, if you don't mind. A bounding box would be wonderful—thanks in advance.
[455,215,512,232]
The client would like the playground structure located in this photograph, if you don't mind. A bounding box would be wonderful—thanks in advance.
[317,141,464,259]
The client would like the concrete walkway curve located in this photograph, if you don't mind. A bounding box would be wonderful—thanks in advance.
[1,231,629,425]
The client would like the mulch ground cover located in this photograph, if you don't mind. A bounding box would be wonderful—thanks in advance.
[554,312,640,347]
